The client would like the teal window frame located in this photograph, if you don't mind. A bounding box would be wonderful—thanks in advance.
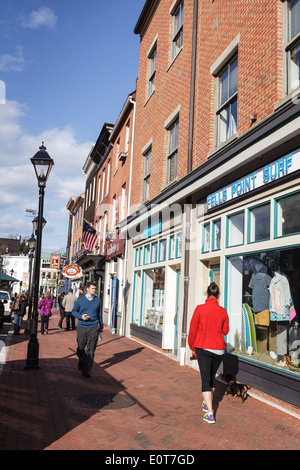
[247,202,270,243]
[274,190,300,238]
[212,219,221,251]
[226,210,245,248]
[202,222,211,253]
[158,239,167,262]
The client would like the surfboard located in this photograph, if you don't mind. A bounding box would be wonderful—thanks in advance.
[243,303,257,352]
[242,304,252,349]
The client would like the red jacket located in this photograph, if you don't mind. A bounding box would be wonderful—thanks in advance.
[188,297,229,351]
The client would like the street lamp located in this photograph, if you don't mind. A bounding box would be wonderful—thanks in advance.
[25,143,54,370]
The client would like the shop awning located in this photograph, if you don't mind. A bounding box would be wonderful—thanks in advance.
[0,272,19,282]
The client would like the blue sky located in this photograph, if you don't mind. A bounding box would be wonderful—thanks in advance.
[0,0,143,253]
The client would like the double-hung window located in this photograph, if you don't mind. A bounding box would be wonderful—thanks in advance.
[148,46,156,97]
[216,55,238,145]
[171,0,184,60]
[166,118,179,183]
[142,148,151,202]
[286,0,300,92]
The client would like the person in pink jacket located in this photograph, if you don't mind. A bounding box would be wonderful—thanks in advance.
[38,291,53,335]
[188,282,229,424]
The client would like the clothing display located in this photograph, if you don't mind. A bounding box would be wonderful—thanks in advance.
[248,265,271,312]
[269,272,293,321]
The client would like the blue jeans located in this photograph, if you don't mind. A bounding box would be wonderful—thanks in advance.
[14,314,22,333]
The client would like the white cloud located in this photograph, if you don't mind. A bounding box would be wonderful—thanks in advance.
[21,7,58,30]
[0,45,26,72]
[0,100,92,249]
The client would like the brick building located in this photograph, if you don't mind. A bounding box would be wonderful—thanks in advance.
[120,0,300,407]
[95,93,136,333]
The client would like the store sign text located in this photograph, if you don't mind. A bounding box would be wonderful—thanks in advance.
[207,151,300,210]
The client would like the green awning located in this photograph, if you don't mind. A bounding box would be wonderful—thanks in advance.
[0,272,19,282]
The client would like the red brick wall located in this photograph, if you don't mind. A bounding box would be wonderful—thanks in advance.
[131,0,285,205]
[131,0,194,207]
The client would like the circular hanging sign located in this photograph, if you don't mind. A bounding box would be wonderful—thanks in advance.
[63,264,82,279]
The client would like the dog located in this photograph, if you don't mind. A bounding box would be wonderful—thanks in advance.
[223,375,251,403]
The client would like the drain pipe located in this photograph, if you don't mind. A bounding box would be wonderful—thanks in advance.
[180,0,198,365]
[119,95,136,336]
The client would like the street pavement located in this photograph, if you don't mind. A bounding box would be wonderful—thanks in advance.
[0,309,300,453]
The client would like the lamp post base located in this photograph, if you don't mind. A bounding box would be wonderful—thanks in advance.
[24,336,39,370]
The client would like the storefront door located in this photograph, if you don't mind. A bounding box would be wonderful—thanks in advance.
[110,275,118,334]
[174,269,181,355]
[210,264,220,286]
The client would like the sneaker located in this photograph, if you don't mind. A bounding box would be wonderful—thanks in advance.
[203,412,215,424]
[202,401,208,412]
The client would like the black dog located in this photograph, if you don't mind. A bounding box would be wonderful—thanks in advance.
[222,375,251,403]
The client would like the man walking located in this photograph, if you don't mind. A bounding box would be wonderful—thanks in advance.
[72,281,103,378]
[62,288,77,331]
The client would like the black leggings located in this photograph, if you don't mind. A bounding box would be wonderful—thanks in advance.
[195,348,223,392]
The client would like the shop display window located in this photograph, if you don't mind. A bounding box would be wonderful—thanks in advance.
[226,211,244,247]
[275,191,300,237]
[142,267,165,331]
[132,270,142,325]
[226,247,300,374]
[248,202,270,242]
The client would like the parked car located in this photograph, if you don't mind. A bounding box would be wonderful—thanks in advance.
[0,291,12,322]
[0,300,4,328]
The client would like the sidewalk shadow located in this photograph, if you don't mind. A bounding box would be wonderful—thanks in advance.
[98,347,145,370]
[0,343,151,450]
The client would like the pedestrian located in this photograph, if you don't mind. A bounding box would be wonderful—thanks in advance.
[78,286,84,297]
[62,288,77,330]
[188,282,229,424]
[38,291,53,335]
[57,292,66,330]
[72,281,103,378]
[13,292,28,335]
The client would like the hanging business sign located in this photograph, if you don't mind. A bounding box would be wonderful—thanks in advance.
[62,264,82,279]
[207,150,300,211]
[105,238,125,260]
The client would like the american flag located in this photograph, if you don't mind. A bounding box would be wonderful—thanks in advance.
[82,221,97,252]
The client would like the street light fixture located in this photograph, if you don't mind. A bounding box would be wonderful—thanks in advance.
[25,143,54,370]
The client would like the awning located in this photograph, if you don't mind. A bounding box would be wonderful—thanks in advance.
[0,272,19,282]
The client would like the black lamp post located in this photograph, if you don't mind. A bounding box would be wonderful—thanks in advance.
[25,143,54,370]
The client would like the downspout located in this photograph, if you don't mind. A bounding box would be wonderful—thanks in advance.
[180,0,198,365]
[119,96,136,336]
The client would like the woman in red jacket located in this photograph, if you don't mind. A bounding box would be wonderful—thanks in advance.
[188,282,229,424]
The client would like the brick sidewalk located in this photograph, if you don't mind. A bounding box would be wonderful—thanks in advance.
[0,310,300,451]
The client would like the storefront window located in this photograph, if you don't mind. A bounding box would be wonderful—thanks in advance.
[248,203,270,242]
[212,219,221,251]
[144,244,150,265]
[227,211,244,247]
[142,267,165,331]
[275,191,300,237]
[203,222,210,252]
[226,247,300,374]
[151,241,158,263]
[132,270,142,324]
[159,239,167,261]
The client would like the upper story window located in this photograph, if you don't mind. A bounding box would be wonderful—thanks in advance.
[171,0,184,61]
[148,45,157,97]
[216,55,238,145]
[286,0,300,92]
[166,118,179,183]
[142,147,151,202]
